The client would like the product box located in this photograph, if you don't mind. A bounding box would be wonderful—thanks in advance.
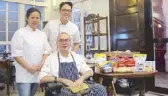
[144,61,156,72]
[94,53,106,64]
[103,51,140,58]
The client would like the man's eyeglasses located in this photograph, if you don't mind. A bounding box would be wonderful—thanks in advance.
[58,39,70,43]
[61,9,72,13]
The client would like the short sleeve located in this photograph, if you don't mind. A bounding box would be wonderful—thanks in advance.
[11,30,24,57]
[79,56,93,74]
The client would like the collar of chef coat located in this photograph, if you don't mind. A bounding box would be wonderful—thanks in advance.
[26,25,39,32]
[58,19,71,27]
[58,52,72,59]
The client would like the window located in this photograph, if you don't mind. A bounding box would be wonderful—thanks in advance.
[0,45,5,53]
[72,8,90,54]
[0,1,19,52]
[8,2,19,41]
[72,8,82,54]
[35,0,44,2]
[0,1,6,41]
[25,5,33,12]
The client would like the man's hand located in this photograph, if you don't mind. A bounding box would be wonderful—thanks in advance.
[61,79,75,87]
[73,78,84,87]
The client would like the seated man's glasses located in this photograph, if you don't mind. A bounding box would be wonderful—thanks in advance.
[58,39,70,43]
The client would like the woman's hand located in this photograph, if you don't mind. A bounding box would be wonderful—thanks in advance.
[37,60,45,71]
[27,65,38,73]
[37,64,43,71]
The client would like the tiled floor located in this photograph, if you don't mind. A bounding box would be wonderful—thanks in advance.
[155,72,168,89]
[119,91,168,96]
[1,87,44,96]
[10,90,44,96]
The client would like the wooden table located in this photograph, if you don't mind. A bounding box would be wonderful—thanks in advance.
[0,59,11,96]
[95,71,156,96]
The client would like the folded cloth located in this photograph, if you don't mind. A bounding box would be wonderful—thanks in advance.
[67,83,89,94]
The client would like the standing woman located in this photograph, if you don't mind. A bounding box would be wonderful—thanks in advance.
[11,7,51,96]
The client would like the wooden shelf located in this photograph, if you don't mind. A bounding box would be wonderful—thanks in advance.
[86,33,107,36]
[84,14,109,57]
[85,16,107,24]
[86,50,107,53]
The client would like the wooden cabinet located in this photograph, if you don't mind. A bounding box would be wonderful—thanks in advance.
[84,14,109,58]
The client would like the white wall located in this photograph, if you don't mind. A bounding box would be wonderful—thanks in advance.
[49,0,68,20]
[89,0,110,51]
[50,0,109,20]
[90,0,109,17]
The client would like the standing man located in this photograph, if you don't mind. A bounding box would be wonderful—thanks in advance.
[43,2,81,52]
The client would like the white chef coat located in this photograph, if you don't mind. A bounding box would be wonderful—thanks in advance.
[11,25,51,83]
[39,51,92,80]
[43,19,81,52]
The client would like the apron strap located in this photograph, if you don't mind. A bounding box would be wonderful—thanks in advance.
[57,52,76,65]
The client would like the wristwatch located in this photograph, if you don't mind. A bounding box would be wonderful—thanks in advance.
[54,76,57,83]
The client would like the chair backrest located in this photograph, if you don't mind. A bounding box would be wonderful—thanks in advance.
[3,52,11,59]
[0,70,5,90]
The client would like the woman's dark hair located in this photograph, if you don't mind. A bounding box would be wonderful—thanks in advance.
[59,2,73,9]
[26,7,41,24]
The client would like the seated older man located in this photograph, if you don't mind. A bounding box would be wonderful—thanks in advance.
[39,32,107,96]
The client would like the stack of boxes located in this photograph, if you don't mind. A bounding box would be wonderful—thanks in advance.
[93,51,155,73]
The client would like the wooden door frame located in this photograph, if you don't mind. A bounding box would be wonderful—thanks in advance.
[108,0,162,93]
[144,0,154,61]
[109,0,168,93]
[109,0,154,59]
[144,0,168,93]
